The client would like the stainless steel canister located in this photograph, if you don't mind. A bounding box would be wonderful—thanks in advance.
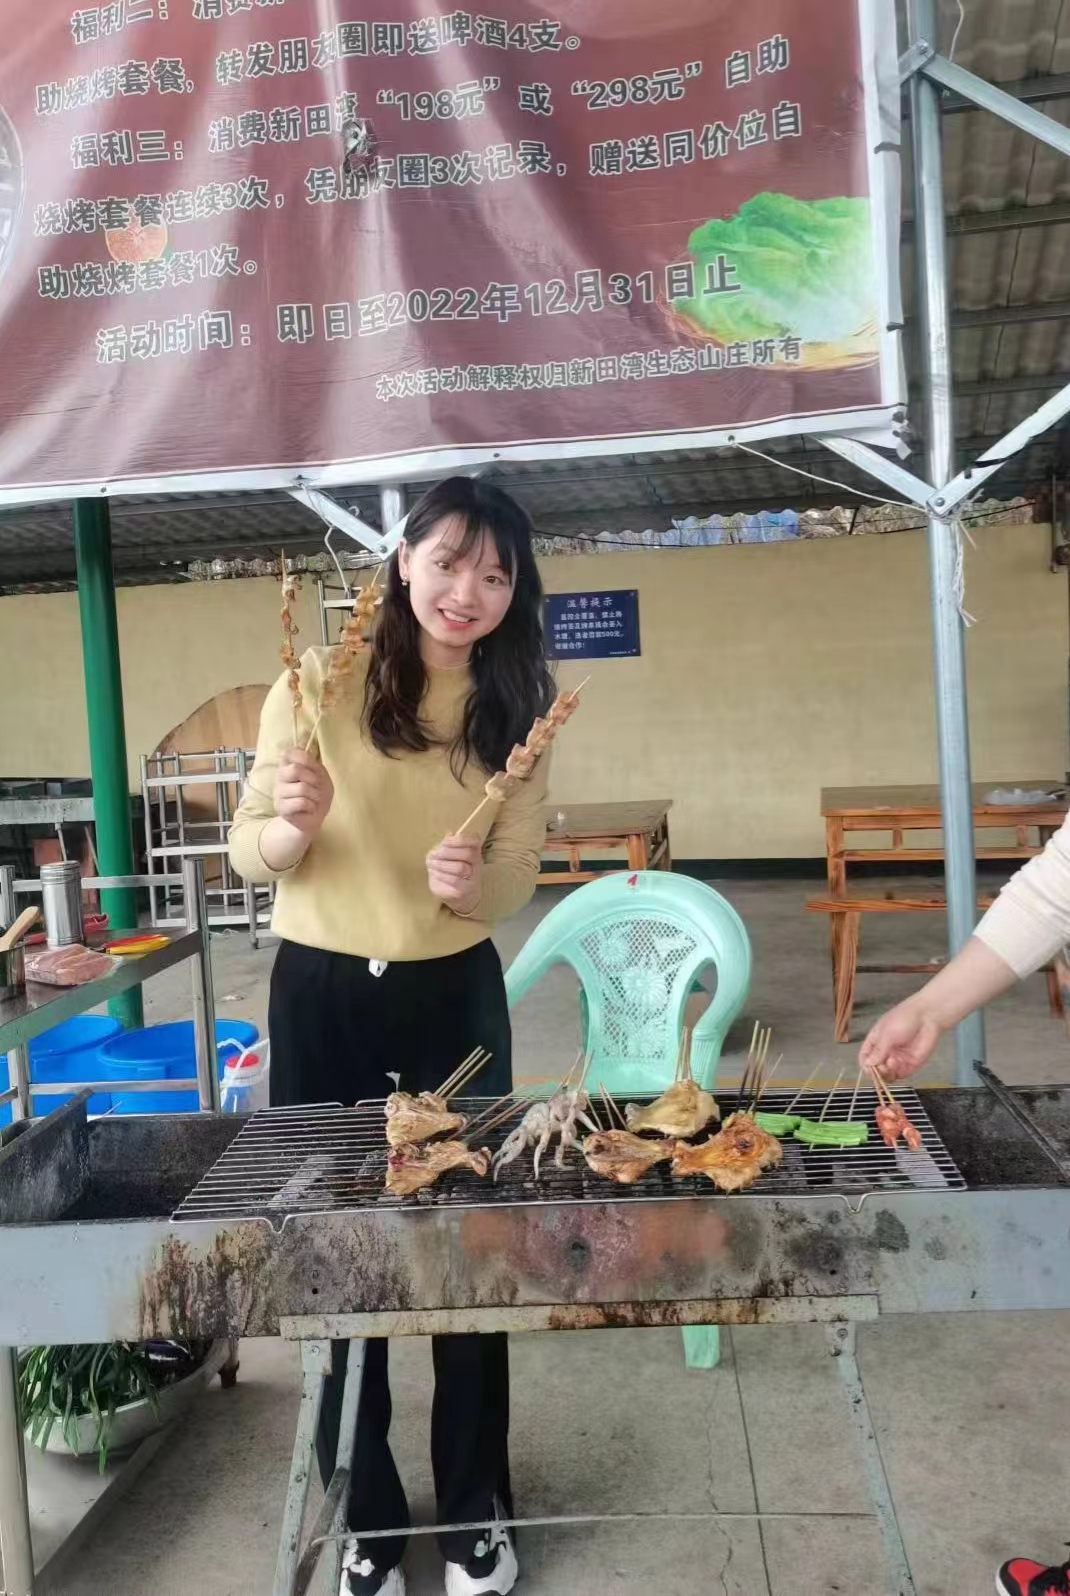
[40,861,84,948]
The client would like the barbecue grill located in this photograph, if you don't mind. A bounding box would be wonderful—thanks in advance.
[2,1078,1069,1596]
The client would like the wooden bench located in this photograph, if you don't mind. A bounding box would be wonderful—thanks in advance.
[804,893,1063,1043]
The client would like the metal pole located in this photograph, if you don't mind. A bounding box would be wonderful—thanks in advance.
[182,857,220,1112]
[379,484,405,536]
[0,866,15,930]
[72,498,143,1031]
[908,0,985,1081]
[828,1324,916,1595]
[0,1345,35,1596]
[8,1048,30,1123]
[316,576,330,646]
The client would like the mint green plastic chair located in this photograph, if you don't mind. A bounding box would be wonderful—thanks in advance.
[505,871,753,1370]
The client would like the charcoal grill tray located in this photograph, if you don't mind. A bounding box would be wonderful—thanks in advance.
[171,1086,965,1226]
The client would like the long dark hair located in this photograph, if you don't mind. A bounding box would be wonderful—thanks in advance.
[363,476,555,775]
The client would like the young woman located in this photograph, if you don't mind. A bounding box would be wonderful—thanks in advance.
[229,476,555,1596]
[861,810,1070,1596]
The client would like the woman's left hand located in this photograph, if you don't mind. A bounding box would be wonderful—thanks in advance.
[426,833,483,915]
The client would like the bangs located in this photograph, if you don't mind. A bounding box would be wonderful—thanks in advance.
[439,509,520,580]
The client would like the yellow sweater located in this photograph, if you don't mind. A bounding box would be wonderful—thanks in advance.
[228,648,550,961]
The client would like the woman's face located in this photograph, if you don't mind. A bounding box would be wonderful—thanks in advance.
[398,517,515,664]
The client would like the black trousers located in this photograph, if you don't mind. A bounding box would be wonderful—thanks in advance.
[269,937,513,1571]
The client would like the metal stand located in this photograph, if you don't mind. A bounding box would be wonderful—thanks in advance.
[0,1346,34,1596]
[828,1322,917,1596]
[73,498,142,1031]
[273,1337,366,1596]
[141,749,273,948]
[183,857,222,1114]
[907,0,985,1084]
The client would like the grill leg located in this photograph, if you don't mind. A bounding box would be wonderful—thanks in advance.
[327,1338,367,1593]
[0,1345,35,1596]
[273,1339,331,1596]
[828,1322,916,1596]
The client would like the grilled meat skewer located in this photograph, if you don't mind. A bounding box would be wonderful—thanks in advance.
[671,1112,782,1193]
[384,1091,467,1148]
[582,1130,676,1184]
[625,1078,720,1139]
[385,1140,490,1197]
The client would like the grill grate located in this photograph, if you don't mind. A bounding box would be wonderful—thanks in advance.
[172,1087,965,1227]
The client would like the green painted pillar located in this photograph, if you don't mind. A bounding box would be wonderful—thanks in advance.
[73,499,142,1028]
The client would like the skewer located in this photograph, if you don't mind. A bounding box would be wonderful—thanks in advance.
[750,1055,783,1112]
[436,1047,485,1097]
[600,1083,627,1130]
[816,1070,845,1125]
[440,1052,493,1102]
[784,1062,822,1115]
[467,1092,524,1138]
[871,1069,894,1109]
[457,680,590,837]
[304,566,385,752]
[737,1023,771,1111]
[560,1048,586,1091]
[847,1066,864,1125]
[279,549,303,746]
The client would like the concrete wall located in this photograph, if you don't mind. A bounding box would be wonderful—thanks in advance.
[1,523,1064,858]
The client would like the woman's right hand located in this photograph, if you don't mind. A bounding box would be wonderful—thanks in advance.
[273,747,334,836]
[859,997,942,1084]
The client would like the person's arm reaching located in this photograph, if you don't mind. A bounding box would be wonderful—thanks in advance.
[859,938,1018,1081]
[861,807,1070,1081]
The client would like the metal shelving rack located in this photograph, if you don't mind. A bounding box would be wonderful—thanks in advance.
[0,860,220,1123]
[140,750,273,948]
[315,573,361,645]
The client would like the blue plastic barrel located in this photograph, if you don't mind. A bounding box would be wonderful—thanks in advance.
[30,1015,122,1116]
[100,1019,259,1114]
[1,1015,123,1123]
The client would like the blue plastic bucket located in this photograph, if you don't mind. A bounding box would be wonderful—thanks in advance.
[29,1015,122,1116]
[100,1019,259,1114]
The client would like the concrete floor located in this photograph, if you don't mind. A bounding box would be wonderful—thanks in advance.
[24,877,1070,1595]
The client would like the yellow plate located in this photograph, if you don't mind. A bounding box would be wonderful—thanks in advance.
[106,936,170,957]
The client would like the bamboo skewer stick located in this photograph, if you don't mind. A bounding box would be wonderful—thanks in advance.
[304,567,384,752]
[737,1023,771,1110]
[468,1093,525,1138]
[435,1047,485,1098]
[817,1070,845,1125]
[751,1056,783,1112]
[600,1083,627,1130]
[440,1051,493,1102]
[784,1062,822,1115]
[847,1066,864,1125]
[279,550,303,747]
[457,680,590,837]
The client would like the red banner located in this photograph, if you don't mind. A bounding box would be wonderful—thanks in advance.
[0,0,902,502]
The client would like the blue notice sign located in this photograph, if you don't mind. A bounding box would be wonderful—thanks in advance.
[544,589,640,661]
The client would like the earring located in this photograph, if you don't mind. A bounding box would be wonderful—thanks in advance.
[401,577,409,587]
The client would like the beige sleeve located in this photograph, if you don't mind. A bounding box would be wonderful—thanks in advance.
[227,657,321,885]
[975,810,1070,978]
[456,749,551,925]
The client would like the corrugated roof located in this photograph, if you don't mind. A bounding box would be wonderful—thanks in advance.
[4,0,1070,588]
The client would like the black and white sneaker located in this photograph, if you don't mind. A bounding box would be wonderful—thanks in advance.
[339,1540,406,1596]
[443,1518,518,1596]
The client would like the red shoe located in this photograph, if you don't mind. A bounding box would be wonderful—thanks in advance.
[998,1553,1070,1596]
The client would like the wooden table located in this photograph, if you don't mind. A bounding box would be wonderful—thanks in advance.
[811,782,1068,1041]
[539,800,672,885]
